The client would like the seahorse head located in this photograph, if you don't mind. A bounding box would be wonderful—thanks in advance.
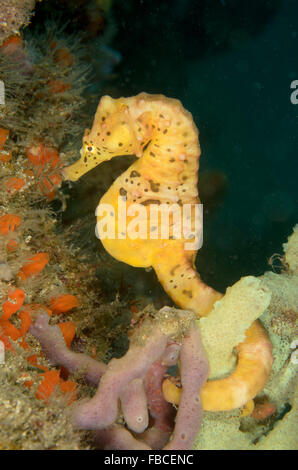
[63,96,141,182]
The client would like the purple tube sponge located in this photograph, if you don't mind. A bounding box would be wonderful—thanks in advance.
[30,307,209,450]
[164,325,209,450]
[29,311,106,385]
[72,328,168,431]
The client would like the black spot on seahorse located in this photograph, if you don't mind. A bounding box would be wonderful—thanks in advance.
[149,180,160,192]
[130,170,141,178]
[119,187,127,196]
[170,264,181,276]
[141,199,161,206]
[142,140,151,152]
[182,289,193,299]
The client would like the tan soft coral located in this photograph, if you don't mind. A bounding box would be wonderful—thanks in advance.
[193,226,298,450]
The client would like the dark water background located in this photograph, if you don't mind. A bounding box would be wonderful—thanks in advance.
[31,0,297,295]
[111,0,297,291]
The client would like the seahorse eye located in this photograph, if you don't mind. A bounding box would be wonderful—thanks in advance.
[81,143,93,154]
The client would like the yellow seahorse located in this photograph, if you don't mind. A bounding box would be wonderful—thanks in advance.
[63,93,272,411]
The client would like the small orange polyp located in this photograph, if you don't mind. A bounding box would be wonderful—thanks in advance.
[48,80,71,94]
[0,151,12,162]
[4,177,25,193]
[0,320,21,341]
[58,321,76,348]
[26,143,63,199]
[18,310,32,337]
[0,333,14,351]
[0,214,21,236]
[53,47,74,67]
[36,370,60,402]
[17,253,50,280]
[26,354,49,372]
[251,401,277,421]
[27,143,60,169]
[59,380,77,404]
[0,128,9,149]
[50,294,78,314]
[2,288,26,320]
[0,35,23,55]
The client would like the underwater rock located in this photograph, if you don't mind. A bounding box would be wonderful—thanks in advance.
[0,17,120,449]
